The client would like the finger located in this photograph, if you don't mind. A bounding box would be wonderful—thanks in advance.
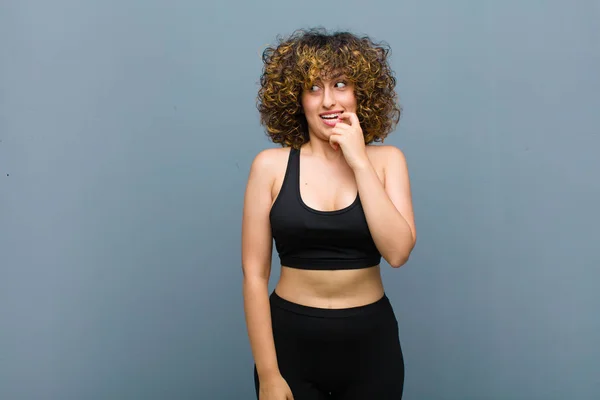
[332,122,350,132]
[337,112,359,125]
[329,134,340,151]
[334,116,351,126]
[330,127,345,136]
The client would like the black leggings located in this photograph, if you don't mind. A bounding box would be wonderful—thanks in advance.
[254,291,404,399]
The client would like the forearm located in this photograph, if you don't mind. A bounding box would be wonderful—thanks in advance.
[243,277,280,379]
[353,162,415,267]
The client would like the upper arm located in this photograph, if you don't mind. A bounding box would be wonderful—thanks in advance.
[241,150,276,281]
[383,146,417,244]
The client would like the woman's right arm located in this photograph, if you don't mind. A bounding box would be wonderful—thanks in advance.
[241,150,283,384]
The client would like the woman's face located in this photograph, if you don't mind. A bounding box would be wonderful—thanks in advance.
[300,73,357,141]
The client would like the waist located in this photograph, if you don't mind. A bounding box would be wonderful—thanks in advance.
[279,254,381,270]
[275,265,384,309]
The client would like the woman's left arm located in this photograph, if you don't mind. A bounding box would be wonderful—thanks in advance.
[330,112,417,268]
[352,146,417,267]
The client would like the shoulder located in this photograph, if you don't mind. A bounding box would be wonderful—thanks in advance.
[248,147,291,181]
[366,144,406,158]
[250,147,290,170]
[366,144,409,171]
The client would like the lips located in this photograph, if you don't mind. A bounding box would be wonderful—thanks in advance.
[320,111,343,127]
[319,110,344,118]
[321,116,341,127]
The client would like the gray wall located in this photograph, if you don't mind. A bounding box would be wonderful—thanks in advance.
[1,1,598,399]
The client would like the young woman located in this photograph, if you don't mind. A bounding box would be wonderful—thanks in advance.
[242,27,416,400]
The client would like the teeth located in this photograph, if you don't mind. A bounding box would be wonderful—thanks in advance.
[321,114,339,119]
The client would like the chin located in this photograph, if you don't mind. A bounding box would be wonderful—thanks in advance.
[319,131,334,141]
[307,128,330,141]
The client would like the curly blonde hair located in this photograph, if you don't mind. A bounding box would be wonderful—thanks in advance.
[257,27,401,148]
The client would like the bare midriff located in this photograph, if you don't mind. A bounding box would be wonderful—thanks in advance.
[274,265,385,309]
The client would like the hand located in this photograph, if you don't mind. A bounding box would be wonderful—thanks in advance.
[259,374,294,400]
[329,112,370,170]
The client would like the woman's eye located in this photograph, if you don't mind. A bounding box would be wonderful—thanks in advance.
[336,81,347,88]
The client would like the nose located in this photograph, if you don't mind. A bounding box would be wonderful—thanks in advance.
[322,87,336,108]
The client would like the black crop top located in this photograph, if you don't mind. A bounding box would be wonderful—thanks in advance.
[269,147,381,270]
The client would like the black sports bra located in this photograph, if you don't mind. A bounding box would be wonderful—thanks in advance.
[269,147,381,270]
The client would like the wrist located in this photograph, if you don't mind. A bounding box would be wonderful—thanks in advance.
[350,158,372,172]
[257,366,282,381]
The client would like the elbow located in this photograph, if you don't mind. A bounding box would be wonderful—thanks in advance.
[386,241,415,268]
[242,273,269,286]
[388,255,409,268]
